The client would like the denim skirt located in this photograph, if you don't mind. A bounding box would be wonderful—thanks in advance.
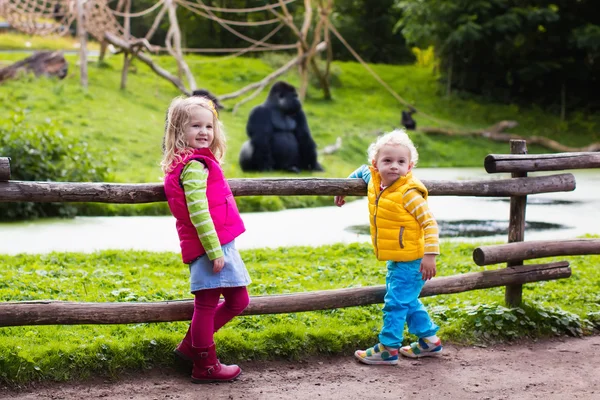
[189,240,251,293]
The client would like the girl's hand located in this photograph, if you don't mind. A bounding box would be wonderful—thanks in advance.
[420,254,437,281]
[334,195,346,207]
[213,257,225,273]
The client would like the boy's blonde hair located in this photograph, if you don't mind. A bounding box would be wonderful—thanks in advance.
[161,95,226,174]
[367,128,419,166]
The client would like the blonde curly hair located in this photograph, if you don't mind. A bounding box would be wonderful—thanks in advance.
[367,128,419,166]
[161,96,226,174]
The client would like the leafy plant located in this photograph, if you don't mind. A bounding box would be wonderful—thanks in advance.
[451,303,587,343]
[0,107,111,220]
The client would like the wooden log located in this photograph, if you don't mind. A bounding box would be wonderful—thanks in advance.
[473,239,600,266]
[485,152,600,173]
[0,51,68,83]
[0,261,570,327]
[420,121,600,153]
[0,174,576,203]
[0,157,9,182]
[104,32,191,96]
[76,0,88,88]
[505,140,527,307]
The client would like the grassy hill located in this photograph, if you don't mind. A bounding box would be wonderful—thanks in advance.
[1,40,599,214]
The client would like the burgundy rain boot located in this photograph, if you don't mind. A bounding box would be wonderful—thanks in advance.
[174,328,194,361]
[173,328,194,369]
[191,343,241,383]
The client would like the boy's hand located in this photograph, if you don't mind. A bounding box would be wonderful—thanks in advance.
[420,254,437,280]
[213,256,225,273]
[334,195,346,207]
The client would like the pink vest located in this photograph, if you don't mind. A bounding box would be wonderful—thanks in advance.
[164,148,246,263]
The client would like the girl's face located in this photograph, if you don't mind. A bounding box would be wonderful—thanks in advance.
[184,107,214,149]
[372,144,414,187]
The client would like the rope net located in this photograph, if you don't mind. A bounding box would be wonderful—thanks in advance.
[0,0,295,53]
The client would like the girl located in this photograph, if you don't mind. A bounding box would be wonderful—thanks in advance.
[162,95,251,383]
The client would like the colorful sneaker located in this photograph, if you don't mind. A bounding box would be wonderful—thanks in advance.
[399,338,443,358]
[354,343,399,365]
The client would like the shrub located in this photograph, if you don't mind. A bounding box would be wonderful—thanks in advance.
[0,108,111,220]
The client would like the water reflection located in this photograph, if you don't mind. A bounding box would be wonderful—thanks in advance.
[346,220,569,239]
[488,198,582,206]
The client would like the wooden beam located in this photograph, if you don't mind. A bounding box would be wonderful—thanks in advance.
[0,174,576,203]
[485,152,600,173]
[0,157,9,181]
[473,239,600,266]
[76,0,88,88]
[420,122,600,153]
[0,262,570,327]
[104,32,191,96]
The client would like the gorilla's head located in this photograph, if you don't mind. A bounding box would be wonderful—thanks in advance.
[268,81,302,115]
[192,89,224,112]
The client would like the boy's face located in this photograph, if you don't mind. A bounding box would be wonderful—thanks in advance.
[185,107,214,149]
[372,144,414,187]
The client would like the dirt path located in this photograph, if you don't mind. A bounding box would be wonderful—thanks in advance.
[2,335,599,400]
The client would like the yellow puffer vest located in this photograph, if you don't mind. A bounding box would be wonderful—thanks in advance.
[368,167,428,262]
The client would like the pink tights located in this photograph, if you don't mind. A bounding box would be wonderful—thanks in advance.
[189,286,250,348]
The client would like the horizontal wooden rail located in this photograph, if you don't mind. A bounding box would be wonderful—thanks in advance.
[485,152,600,173]
[0,174,575,203]
[0,157,9,182]
[473,239,600,266]
[0,261,570,327]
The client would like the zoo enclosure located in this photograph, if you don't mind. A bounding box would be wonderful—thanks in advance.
[0,140,599,327]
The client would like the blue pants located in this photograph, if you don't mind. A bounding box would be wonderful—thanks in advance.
[378,259,439,349]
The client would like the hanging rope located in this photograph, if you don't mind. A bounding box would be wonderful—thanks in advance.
[179,0,287,48]
[183,0,295,13]
[184,23,294,64]
[154,44,296,53]
[109,0,165,17]
[328,22,453,127]
[177,1,280,27]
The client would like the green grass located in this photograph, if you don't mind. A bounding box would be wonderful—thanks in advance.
[1,241,598,385]
[1,44,598,186]
[2,33,599,214]
[0,32,100,51]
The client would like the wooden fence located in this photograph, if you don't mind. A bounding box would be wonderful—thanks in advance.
[0,140,599,327]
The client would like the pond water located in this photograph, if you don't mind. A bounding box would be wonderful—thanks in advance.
[0,168,598,254]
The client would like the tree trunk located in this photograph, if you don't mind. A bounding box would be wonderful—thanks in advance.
[120,0,131,90]
[419,121,600,153]
[0,51,68,82]
[0,158,10,182]
[561,83,566,121]
[99,41,108,62]
[76,0,88,88]
[446,54,453,97]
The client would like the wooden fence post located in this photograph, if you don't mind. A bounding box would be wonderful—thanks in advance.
[506,139,528,306]
[76,0,88,88]
[0,157,10,182]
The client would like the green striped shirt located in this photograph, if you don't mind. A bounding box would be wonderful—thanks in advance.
[181,160,223,260]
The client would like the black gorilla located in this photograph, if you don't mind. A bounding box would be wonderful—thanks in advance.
[191,89,224,112]
[401,108,417,130]
[239,81,323,173]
